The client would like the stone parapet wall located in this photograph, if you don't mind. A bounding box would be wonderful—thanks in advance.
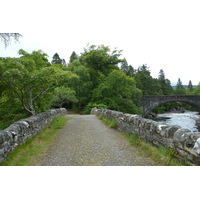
[0,108,67,163]
[91,107,200,165]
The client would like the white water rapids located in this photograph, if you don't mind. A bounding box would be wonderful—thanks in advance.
[155,111,200,132]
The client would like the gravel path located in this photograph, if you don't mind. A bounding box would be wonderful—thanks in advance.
[34,114,155,166]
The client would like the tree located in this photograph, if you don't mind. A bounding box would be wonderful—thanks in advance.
[0,49,76,115]
[51,86,77,108]
[187,80,193,93]
[134,65,162,95]
[193,85,200,96]
[91,70,142,114]
[51,53,62,64]
[174,78,186,95]
[120,58,134,77]
[69,51,78,63]
[62,59,67,66]
[80,44,122,88]
[66,60,93,108]
[158,69,165,82]
[0,33,22,47]
[80,45,122,75]
[158,69,174,95]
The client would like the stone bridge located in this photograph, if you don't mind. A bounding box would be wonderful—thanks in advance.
[141,95,200,116]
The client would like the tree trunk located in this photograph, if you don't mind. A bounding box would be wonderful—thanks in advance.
[29,90,36,115]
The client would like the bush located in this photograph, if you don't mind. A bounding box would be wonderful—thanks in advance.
[84,102,107,114]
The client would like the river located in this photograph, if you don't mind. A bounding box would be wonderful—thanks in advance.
[155,110,200,132]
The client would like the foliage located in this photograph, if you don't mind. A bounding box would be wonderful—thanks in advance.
[152,102,191,114]
[0,93,29,129]
[0,33,22,47]
[158,69,174,95]
[51,86,77,108]
[51,53,62,64]
[0,49,77,115]
[134,65,162,95]
[66,60,93,108]
[186,80,193,94]
[84,102,107,114]
[0,42,196,127]
[174,78,186,95]
[69,51,78,63]
[80,44,123,88]
[92,70,142,114]
[192,86,200,96]
[120,58,135,77]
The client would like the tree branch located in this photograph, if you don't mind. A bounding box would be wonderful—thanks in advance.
[32,85,58,102]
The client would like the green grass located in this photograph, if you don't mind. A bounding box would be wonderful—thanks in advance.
[0,115,69,166]
[122,133,186,166]
[98,114,186,166]
[98,114,118,128]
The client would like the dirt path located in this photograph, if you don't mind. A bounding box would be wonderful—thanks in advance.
[34,114,155,166]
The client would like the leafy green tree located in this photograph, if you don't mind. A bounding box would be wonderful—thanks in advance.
[69,51,78,63]
[192,85,200,96]
[91,70,142,114]
[0,49,76,115]
[134,65,162,95]
[66,60,93,108]
[120,58,134,77]
[0,33,22,47]
[174,78,186,95]
[51,86,77,108]
[51,53,62,64]
[80,45,122,88]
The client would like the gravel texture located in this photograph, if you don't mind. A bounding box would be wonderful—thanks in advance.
[34,114,155,166]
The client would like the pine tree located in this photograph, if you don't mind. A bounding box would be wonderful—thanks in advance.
[62,59,67,66]
[52,53,62,64]
[120,59,134,77]
[187,80,193,92]
[158,69,165,82]
[158,69,174,95]
[69,51,78,63]
[175,78,186,95]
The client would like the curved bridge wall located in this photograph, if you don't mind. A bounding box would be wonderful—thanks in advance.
[0,108,67,163]
[91,107,200,165]
[141,95,200,116]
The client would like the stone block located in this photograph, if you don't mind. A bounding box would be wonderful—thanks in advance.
[185,133,200,149]
[0,155,5,163]
[0,148,4,155]
[173,128,191,149]
[165,125,181,138]
[194,138,200,155]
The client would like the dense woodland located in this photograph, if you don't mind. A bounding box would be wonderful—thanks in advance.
[1,34,200,129]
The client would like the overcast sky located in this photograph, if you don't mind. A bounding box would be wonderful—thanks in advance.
[1,0,200,85]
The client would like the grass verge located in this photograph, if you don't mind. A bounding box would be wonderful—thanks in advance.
[98,114,118,128]
[123,133,186,166]
[0,115,69,166]
[98,114,186,166]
